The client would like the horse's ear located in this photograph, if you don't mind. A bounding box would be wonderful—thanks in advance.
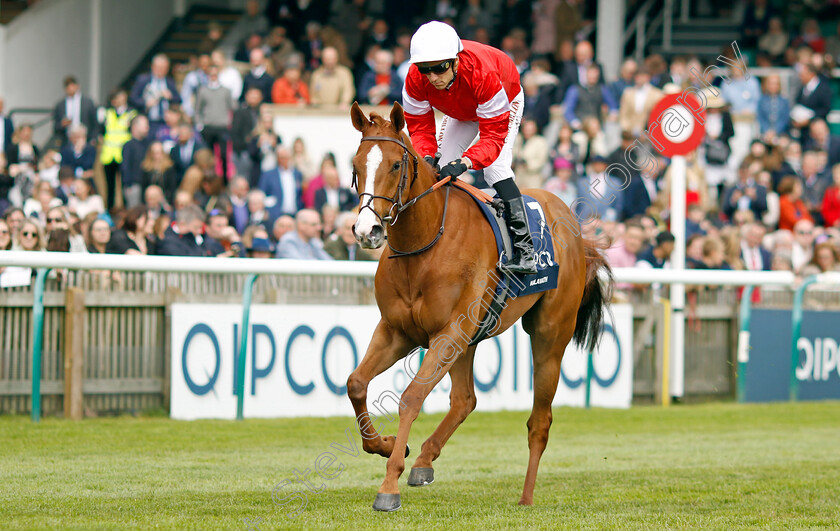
[390,102,405,132]
[350,101,367,132]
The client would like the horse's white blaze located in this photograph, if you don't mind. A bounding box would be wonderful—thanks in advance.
[355,145,382,237]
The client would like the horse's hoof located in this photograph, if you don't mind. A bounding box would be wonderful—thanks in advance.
[407,467,434,487]
[372,493,401,512]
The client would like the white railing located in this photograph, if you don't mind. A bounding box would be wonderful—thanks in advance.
[0,250,797,286]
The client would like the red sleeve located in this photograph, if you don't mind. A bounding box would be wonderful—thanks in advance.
[823,187,840,227]
[401,78,437,158]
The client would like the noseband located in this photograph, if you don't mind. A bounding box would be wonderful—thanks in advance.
[354,135,451,258]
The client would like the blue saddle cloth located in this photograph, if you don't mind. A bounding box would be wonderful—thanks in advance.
[467,192,559,298]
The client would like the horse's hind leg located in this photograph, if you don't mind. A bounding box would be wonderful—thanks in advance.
[347,320,414,458]
[519,312,575,505]
[408,346,477,487]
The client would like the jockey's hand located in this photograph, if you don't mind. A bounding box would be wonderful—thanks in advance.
[439,158,469,182]
[423,155,440,173]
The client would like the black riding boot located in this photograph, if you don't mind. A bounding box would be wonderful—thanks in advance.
[501,196,538,275]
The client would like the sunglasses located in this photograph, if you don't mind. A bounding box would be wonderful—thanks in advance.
[417,60,453,75]
[22,231,36,238]
[47,217,64,223]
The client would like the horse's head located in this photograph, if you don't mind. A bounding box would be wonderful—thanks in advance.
[350,101,415,249]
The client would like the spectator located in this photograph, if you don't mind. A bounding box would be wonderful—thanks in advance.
[6,124,41,202]
[512,119,549,190]
[619,67,662,137]
[757,74,790,142]
[740,222,772,271]
[86,218,112,254]
[107,205,151,255]
[802,241,840,275]
[302,156,334,209]
[235,32,268,63]
[777,176,813,231]
[637,231,675,269]
[324,211,376,261]
[51,75,98,147]
[45,206,87,252]
[246,189,273,232]
[179,148,217,199]
[156,106,184,151]
[211,49,244,102]
[562,64,618,130]
[241,48,275,104]
[276,209,333,260]
[700,89,735,206]
[140,141,179,204]
[258,145,304,218]
[0,96,14,155]
[792,218,816,273]
[758,17,789,62]
[60,124,96,179]
[543,157,577,207]
[741,0,774,48]
[271,59,311,105]
[558,40,603,90]
[130,54,182,134]
[320,203,338,238]
[606,221,645,271]
[272,214,295,244]
[722,161,768,221]
[0,153,11,215]
[229,176,251,234]
[248,111,282,186]
[822,164,840,228]
[247,237,275,258]
[205,209,242,256]
[609,58,637,102]
[100,89,138,210]
[300,21,325,71]
[198,22,224,55]
[196,174,229,214]
[804,119,840,168]
[179,54,211,118]
[13,219,45,251]
[550,123,582,176]
[792,18,825,53]
[224,0,269,51]
[576,155,623,221]
[171,121,206,180]
[314,163,356,212]
[145,184,171,220]
[792,64,831,141]
[799,151,831,222]
[358,49,402,105]
[173,189,195,212]
[121,115,151,208]
[0,218,11,251]
[571,117,609,165]
[291,137,318,185]
[720,62,760,118]
[67,178,104,220]
[4,207,25,239]
[232,88,263,180]
[156,204,216,256]
[693,236,731,270]
[242,224,270,251]
[309,46,356,107]
[758,170,780,227]
[196,64,235,178]
[24,181,62,222]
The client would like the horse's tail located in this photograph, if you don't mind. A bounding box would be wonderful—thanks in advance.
[573,238,614,353]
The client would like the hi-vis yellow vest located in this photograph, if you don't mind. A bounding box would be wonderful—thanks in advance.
[100,108,137,164]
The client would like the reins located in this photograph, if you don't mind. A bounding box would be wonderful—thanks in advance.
[355,135,494,258]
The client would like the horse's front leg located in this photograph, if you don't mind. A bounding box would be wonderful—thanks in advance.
[347,320,414,458]
[373,331,468,511]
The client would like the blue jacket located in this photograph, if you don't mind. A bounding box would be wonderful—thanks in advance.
[276,230,333,260]
[130,74,182,119]
[757,94,790,136]
[562,84,618,126]
[258,166,304,218]
[357,70,403,105]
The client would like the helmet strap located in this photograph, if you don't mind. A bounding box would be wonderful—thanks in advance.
[445,59,457,90]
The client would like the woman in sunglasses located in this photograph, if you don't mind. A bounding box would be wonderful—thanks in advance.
[13,219,45,251]
[402,21,536,274]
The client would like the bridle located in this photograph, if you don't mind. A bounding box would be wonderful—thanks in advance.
[353,135,451,258]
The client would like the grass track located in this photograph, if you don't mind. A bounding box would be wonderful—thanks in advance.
[1,402,839,530]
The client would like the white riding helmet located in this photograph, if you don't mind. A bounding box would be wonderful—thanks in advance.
[409,21,464,64]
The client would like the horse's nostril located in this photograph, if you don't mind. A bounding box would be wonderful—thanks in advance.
[370,225,384,240]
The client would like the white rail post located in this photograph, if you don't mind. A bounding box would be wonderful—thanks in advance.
[669,155,687,399]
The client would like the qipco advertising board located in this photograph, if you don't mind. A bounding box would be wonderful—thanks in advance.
[170,304,633,420]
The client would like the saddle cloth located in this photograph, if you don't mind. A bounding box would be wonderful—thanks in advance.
[466,192,560,298]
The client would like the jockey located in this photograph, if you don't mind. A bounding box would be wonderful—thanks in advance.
[402,21,538,275]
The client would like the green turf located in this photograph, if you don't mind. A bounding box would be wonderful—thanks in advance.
[1,402,839,530]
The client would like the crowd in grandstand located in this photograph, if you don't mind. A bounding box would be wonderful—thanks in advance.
[1,0,840,287]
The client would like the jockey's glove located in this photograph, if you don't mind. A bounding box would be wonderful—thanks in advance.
[439,158,469,181]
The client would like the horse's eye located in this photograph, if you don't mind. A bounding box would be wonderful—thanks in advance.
[391,162,401,172]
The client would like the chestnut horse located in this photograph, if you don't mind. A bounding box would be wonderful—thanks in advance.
[346,102,612,512]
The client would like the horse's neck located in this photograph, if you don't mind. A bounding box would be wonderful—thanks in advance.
[386,171,445,253]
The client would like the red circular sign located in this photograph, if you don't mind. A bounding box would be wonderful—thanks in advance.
[647,93,706,157]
